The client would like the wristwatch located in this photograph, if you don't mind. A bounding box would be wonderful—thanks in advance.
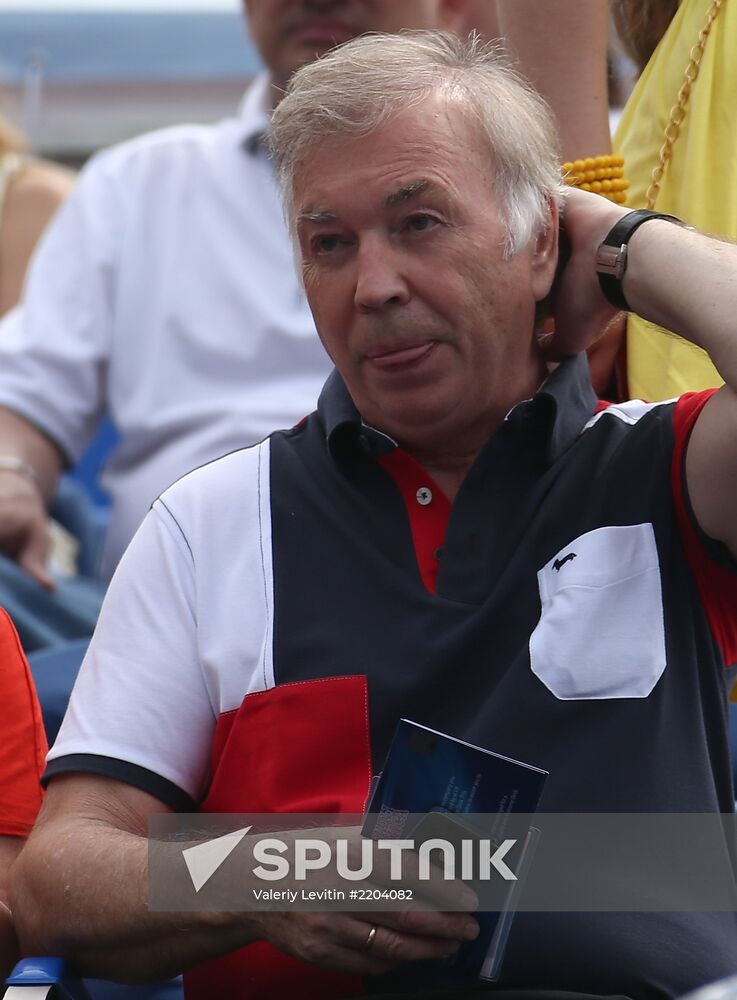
[595,209,685,311]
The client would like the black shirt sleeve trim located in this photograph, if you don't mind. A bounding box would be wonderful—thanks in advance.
[43,755,196,812]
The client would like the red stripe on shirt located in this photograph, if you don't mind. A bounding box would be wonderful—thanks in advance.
[377,448,450,594]
[185,946,364,1000]
[672,390,737,666]
[203,675,372,813]
[189,676,372,1000]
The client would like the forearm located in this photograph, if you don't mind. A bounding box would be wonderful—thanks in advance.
[624,222,737,388]
[0,901,18,984]
[495,0,611,160]
[0,406,63,504]
[11,822,259,982]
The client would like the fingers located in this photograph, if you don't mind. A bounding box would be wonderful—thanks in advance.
[18,520,55,589]
[0,473,55,588]
[308,912,473,975]
[252,908,479,978]
[358,910,479,964]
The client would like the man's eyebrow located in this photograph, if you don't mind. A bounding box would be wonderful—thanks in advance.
[297,209,337,226]
[297,180,438,224]
[385,179,436,208]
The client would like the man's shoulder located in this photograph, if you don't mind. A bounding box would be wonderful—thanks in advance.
[580,397,677,433]
[85,115,244,183]
[160,437,270,503]
[156,424,311,526]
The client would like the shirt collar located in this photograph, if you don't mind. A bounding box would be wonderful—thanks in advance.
[238,73,272,155]
[318,352,598,466]
[318,370,396,461]
[506,353,599,463]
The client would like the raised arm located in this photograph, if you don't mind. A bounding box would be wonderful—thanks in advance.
[553,187,737,557]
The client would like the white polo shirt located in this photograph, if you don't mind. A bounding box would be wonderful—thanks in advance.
[0,75,330,580]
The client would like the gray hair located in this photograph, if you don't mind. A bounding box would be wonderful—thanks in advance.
[269,30,564,257]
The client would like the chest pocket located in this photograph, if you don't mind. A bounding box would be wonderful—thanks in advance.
[529,523,666,700]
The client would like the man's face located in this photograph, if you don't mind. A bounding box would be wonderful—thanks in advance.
[244,0,465,90]
[294,97,558,454]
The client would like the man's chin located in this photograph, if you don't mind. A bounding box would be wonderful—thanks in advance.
[287,38,357,74]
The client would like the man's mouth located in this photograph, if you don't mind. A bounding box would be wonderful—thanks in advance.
[365,341,437,369]
[289,20,358,46]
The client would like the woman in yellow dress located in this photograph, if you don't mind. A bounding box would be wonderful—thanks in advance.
[613,0,735,400]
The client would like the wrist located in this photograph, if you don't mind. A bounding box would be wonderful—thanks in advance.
[0,456,42,492]
[594,210,686,311]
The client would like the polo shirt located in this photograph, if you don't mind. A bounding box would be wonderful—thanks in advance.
[0,74,330,580]
[47,355,737,999]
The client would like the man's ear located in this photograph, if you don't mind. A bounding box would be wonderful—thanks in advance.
[531,197,560,303]
[439,0,473,34]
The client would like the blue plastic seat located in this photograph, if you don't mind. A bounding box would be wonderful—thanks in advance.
[5,958,91,999]
[66,417,118,511]
[5,958,182,1000]
[50,478,110,580]
[27,639,90,744]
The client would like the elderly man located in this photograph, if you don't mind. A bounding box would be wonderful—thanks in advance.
[12,31,737,1000]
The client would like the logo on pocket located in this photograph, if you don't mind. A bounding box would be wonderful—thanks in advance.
[553,552,577,572]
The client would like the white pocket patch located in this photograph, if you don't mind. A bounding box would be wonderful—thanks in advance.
[529,523,666,700]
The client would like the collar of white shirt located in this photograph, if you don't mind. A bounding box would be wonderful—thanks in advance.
[238,73,272,154]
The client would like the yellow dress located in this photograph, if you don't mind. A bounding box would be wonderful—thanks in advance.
[613,0,736,401]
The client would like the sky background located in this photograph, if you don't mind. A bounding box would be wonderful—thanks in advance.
[0,1,240,9]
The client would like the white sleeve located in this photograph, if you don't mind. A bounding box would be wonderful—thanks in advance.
[47,499,216,807]
[0,150,122,462]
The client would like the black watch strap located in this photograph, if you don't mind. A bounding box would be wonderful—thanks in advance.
[595,209,684,310]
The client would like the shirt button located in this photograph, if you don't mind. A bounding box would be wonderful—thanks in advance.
[416,487,433,506]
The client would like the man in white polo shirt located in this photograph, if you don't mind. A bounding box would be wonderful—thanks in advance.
[0,0,467,595]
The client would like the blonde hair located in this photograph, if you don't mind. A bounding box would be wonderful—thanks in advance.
[269,30,563,258]
[0,115,25,157]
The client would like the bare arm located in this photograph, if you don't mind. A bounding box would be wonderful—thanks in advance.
[1,835,23,983]
[0,161,74,318]
[624,225,737,557]
[0,406,64,588]
[11,774,476,983]
[553,188,737,557]
[1,836,22,983]
[11,775,264,981]
[489,0,612,161]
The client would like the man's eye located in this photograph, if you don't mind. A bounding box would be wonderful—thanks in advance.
[407,214,439,233]
[314,235,343,255]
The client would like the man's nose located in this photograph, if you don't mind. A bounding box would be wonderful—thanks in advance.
[354,241,410,312]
